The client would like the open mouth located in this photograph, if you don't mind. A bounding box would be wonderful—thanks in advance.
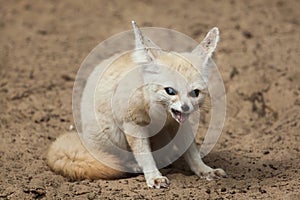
[171,108,189,123]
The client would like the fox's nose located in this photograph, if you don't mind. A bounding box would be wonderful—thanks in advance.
[181,104,190,112]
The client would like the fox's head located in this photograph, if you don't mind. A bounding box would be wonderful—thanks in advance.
[131,21,219,124]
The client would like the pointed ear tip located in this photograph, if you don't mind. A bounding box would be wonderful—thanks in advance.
[131,21,137,29]
[211,27,220,35]
[132,21,141,30]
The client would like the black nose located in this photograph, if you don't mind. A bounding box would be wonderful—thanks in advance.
[181,104,190,112]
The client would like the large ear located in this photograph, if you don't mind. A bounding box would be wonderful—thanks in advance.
[131,21,161,74]
[131,21,153,64]
[192,27,219,64]
[191,27,219,81]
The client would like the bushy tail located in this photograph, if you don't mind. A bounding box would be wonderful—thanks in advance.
[46,132,125,180]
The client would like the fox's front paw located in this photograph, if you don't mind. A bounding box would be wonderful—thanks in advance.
[146,175,170,189]
[202,168,227,180]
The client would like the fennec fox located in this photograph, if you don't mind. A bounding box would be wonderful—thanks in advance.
[47,21,227,188]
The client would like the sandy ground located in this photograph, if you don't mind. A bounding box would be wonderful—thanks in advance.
[0,0,299,199]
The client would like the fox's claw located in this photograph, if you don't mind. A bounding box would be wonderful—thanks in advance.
[147,176,170,189]
[202,168,227,180]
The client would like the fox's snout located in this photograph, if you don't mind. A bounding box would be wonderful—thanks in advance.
[181,104,190,112]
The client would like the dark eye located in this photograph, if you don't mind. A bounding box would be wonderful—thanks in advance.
[164,87,177,95]
[189,89,200,97]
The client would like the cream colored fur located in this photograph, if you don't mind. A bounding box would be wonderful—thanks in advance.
[47,132,125,180]
[47,21,227,188]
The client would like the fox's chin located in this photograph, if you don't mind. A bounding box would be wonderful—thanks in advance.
[170,108,189,124]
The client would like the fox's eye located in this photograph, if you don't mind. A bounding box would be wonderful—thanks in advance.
[189,89,200,97]
[164,87,177,95]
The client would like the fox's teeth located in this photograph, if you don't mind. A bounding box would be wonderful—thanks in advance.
[171,109,189,123]
[176,113,188,123]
